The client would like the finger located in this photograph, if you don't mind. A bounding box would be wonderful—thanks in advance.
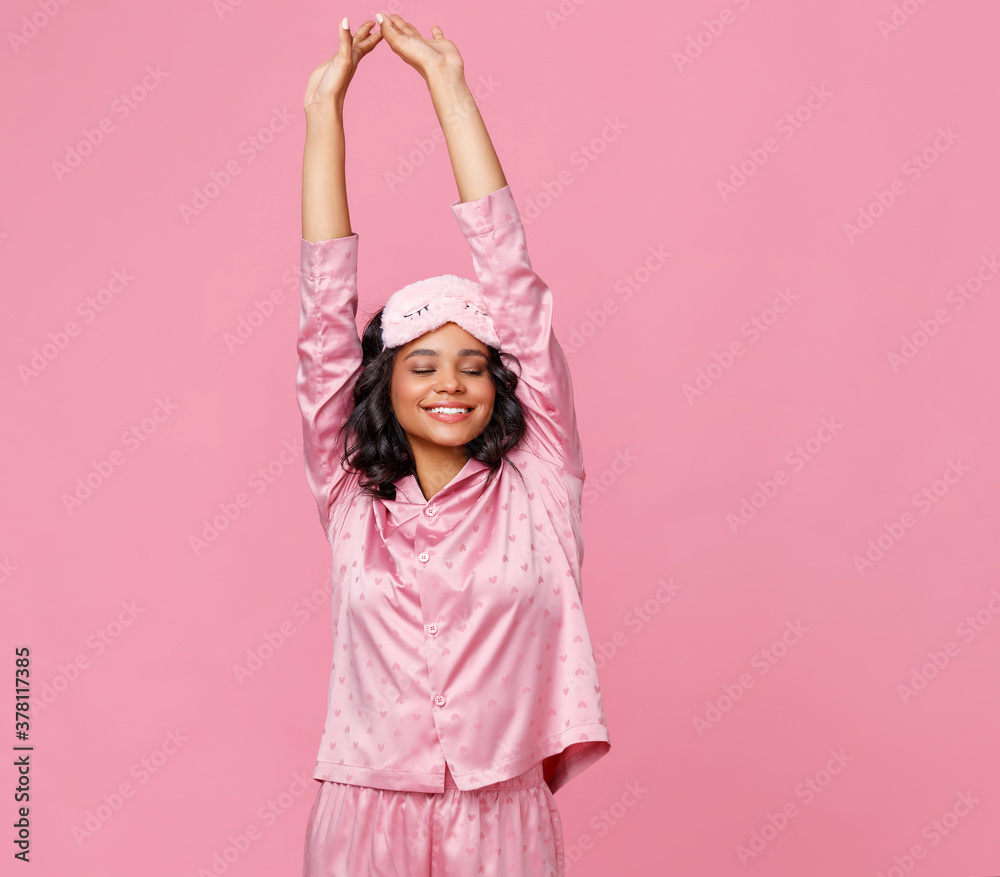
[354,20,381,46]
[338,16,352,53]
[358,30,384,53]
[388,14,421,37]
[377,12,401,45]
[320,17,350,66]
[431,25,443,39]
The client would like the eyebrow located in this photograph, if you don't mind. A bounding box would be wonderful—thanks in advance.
[402,348,488,361]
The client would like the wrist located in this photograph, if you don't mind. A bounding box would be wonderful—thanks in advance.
[304,98,345,125]
[425,68,476,131]
[424,64,467,93]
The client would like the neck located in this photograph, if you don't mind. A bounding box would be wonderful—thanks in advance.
[409,442,470,501]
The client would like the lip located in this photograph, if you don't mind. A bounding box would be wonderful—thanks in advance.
[423,404,474,423]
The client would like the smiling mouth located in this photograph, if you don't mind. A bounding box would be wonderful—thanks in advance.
[423,406,474,422]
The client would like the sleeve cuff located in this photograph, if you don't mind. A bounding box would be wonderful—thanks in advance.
[300,233,359,279]
[449,185,521,238]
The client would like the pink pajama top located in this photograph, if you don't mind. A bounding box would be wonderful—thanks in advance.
[295,184,611,795]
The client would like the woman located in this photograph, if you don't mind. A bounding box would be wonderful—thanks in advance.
[298,13,610,875]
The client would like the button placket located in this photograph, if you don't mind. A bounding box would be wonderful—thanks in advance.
[415,507,453,737]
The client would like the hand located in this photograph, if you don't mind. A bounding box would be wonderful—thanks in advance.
[376,13,464,80]
[303,18,382,112]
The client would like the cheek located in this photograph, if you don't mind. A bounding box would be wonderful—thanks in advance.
[482,385,497,414]
[390,370,411,403]
[391,376,427,418]
[389,376,408,418]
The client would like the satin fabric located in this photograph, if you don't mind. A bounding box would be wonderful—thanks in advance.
[302,762,564,877]
[296,184,610,795]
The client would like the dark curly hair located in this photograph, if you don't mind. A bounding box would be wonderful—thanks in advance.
[335,307,529,501]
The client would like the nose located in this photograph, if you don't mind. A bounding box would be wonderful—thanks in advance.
[433,368,466,393]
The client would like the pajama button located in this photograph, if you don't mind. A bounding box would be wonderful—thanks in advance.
[425,507,436,516]
[427,623,438,635]
[434,694,446,707]
[419,551,429,562]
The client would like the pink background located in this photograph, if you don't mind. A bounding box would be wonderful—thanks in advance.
[3,0,999,875]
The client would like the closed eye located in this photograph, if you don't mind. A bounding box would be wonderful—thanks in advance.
[412,369,484,375]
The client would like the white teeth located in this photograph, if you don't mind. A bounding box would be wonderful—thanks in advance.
[427,407,471,414]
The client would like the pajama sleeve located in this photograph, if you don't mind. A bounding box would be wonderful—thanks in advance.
[450,185,585,479]
[295,233,363,535]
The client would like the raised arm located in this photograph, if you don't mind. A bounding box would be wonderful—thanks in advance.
[302,18,382,241]
[302,103,350,243]
[379,15,584,477]
[376,14,506,203]
[297,19,381,535]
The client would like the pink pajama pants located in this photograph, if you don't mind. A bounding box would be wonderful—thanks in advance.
[302,762,565,877]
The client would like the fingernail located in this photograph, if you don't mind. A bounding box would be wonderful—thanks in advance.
[375,12,383,24]
[341,16,349,30]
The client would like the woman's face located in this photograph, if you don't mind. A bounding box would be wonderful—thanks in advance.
[390,321,495,453]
